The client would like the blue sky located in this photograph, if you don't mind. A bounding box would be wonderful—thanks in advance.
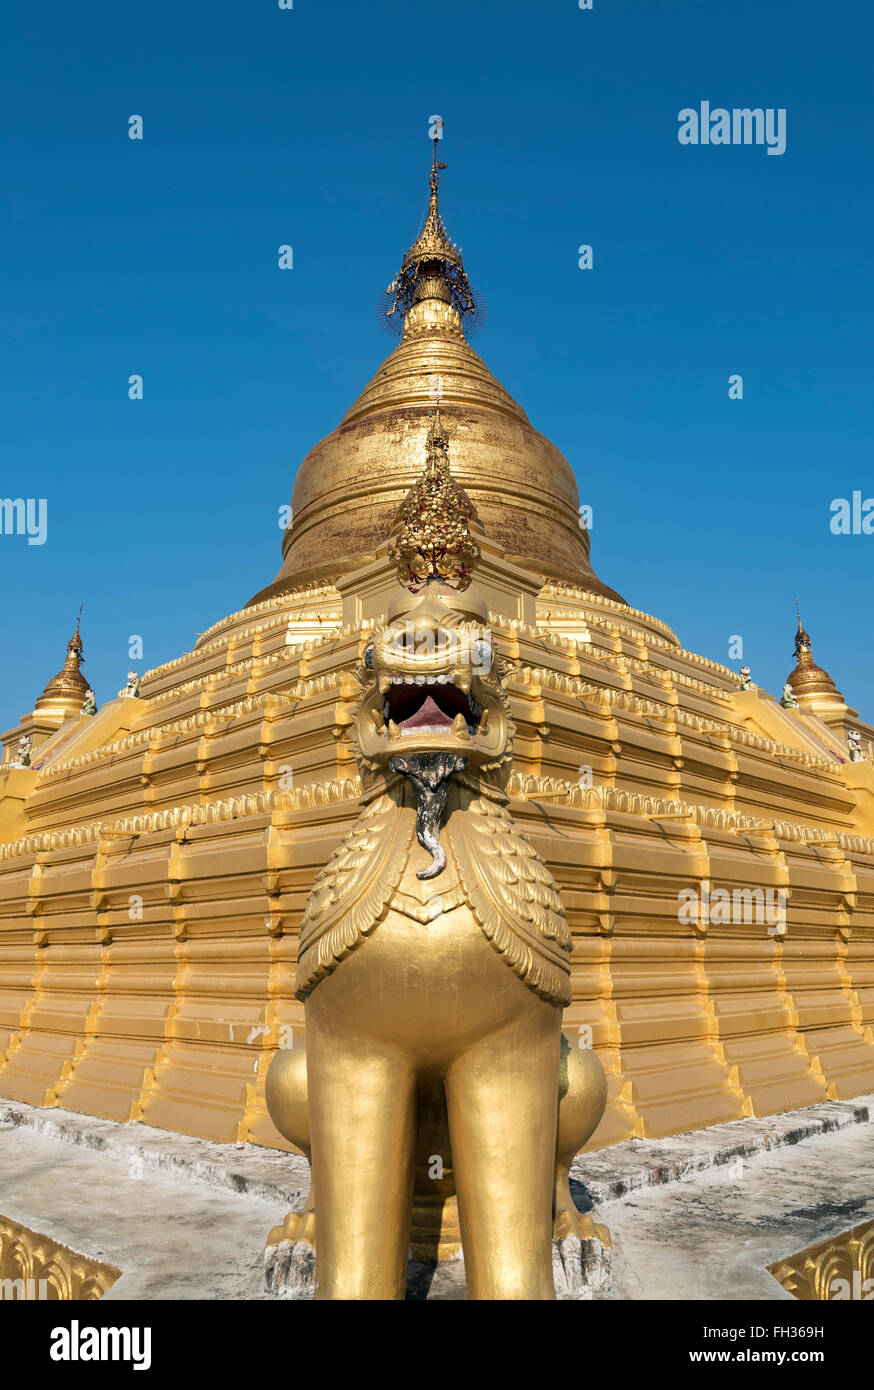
[1,0,871,731]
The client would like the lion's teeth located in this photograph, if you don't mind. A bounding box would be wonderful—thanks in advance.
[451,714,470,740]
[477,709,489,734]
[436,674,448,684]
[387,719,400,738]
[414,675,426,685]
[372,708,385,731]
[378,674,391,695]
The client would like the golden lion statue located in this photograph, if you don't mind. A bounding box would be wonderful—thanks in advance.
[266,417,606,1299]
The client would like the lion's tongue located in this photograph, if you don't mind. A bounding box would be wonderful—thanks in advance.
[400,694,455,731]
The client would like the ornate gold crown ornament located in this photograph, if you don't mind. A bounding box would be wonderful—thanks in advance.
[388,410,480,592]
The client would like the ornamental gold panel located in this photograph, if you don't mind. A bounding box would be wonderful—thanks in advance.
[0,1214,121,1300]
[769,1218,874,1300]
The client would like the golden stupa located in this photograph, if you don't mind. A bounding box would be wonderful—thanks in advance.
[249,146,623,607]
[1,146,873,1160]
[785,612,846,717]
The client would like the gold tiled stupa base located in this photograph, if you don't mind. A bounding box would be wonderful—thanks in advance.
[0,547,873,1151]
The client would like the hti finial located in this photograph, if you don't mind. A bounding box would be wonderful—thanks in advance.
[68,606,84,659]
[431,130,448,195]
[793,602,813,662]
[383,124,477,327]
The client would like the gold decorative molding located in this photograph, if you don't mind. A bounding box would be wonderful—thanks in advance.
[189,584,340,652]
[0,777,362,862]
[515,666,836,770]
[539,582,681,646]
[507,776,874,853]
[0,1214,121,1300]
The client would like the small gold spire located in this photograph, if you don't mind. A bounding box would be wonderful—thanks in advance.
[68,607,84,659]
[389,411,480,592]
[34,610,90,709]
[786,605,843,701]
[793,601,813,666]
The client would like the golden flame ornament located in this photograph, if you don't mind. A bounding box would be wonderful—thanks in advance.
[389,410,480,591]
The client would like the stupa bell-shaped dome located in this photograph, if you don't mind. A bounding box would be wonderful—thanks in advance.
[786,614,844,703]
[34,618,90,717]
[247,145,623,607]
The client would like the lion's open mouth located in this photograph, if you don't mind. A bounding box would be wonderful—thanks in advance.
[384,677,481,735]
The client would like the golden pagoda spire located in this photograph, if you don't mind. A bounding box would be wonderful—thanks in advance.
[388,410,480,591]
[384,132,477,327]
[785,603,843,702]
[793,598,813,665]
[34,610,90,711]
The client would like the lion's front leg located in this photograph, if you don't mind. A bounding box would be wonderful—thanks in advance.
[445,1000,562,1300]
[305,991,418,1301]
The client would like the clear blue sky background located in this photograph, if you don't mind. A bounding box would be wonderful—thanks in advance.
[1,0,871,732]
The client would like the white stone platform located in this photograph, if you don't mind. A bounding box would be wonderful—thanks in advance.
[1,1093,871,1300]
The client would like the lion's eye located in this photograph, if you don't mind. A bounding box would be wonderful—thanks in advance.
[363,644,374,669]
